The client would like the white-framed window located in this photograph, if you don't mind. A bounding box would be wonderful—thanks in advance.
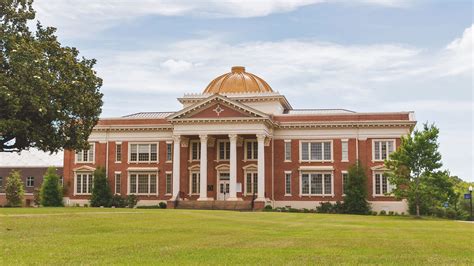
[373,172,394,196]
[285,171,291,195]
[300,172,333,196]
[75,143,95,163]
[115,143,122,163]
[129,143,158,163]
[189,140,201,161]
[342,171,348,195]
[373,140,395,161]
[244,140,258,160]
[75,172,93,195]
[341,140,349,162]
[217,140,230,161]
[114,173,121,194]
[165,172,172,195]
[166,142,173,162]
[129,172,157,195]
[245,171,258,195]
[26,176,35,187]
[300,141,332,162]
[284,140,292,161]
[189,171,200,195]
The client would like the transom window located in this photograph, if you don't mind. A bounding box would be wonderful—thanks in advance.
[26,176,34,187]
[190,140,201,161]
[129,173,157,195]
[75,143,95,163]
[165,172,172,194]
[245,171,258,195]
[130,143,158,163]
[301,141,332,161]
[301,172,333,195]
[341,140,349,162]
[218,140,230,161]
[114,173,121,194]
[115,143,122,162]
[373,140,395,161]
[190,171,200,194]
[285,172,291,195]
[245,140,258,160]
[284,140,292,161]
[76,173,93,195]
[374,172,393,196]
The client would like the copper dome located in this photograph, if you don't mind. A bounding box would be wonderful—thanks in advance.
[203,66,273,94]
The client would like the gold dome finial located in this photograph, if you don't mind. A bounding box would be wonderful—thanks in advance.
[203,66,273,94]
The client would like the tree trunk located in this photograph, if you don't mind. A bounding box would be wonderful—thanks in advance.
[416,202,420,218]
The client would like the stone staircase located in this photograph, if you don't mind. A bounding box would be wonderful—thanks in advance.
[175,200,254,211]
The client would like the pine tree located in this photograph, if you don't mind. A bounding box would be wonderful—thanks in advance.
[344,161,371,214]
[5,170,25,207]
[90,167,112,207]
[40,167,63,206]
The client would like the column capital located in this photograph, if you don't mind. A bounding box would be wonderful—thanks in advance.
[172,135,181,142]
[199,134,208,142]
[228,134,238,142]
[256,134,266,141]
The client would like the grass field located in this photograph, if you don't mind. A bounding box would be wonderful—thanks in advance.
[1,208,473,265]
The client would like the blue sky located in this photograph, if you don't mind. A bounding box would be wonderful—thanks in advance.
[3,0,472,181]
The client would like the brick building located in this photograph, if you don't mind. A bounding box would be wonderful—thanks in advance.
[63,66,415,211]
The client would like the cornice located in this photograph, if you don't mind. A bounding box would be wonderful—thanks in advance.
[93,124,173,132]
[277,120,416,129]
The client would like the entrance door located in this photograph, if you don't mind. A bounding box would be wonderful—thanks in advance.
[217,172,230,200]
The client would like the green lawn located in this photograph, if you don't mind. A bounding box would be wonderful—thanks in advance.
[1,208,473,265]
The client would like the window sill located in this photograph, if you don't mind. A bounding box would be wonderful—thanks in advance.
[341,160,349,163]
[299,160,334,163]
[128,161,159,164]
[165,160,172,163]
[284,160,292,163]
[284,194,292,197]
[299,194,334,197]
[115,161,121,163]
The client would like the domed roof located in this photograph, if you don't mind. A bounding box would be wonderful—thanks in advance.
[203,66,273,94]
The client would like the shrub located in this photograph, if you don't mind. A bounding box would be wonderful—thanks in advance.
[5,170,24,207]
[433,208,445,218]
[90,167,112,207]
[302,208,310,213]
[110,194,127,208]
[371,211,378,216]
[84,204,89,207]
[388,211,394,216]
[316,202,333,213]
[126,195,139,208]
[401,212,405,216]
[379,210,387,216]
[137,205,160,209]
[344,161,371,214]
[264,205,273,211]
[288,208,300,213]
[445,209,456,219]
[333,201,345,214]
[159,202,167,209]
[40,167,63,207]
[33,188,41,206]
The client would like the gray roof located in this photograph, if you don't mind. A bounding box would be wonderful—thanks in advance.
[285,109,356,115]
[0,149,63,167]
[122,112,175,119]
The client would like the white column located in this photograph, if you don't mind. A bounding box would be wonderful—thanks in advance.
[227,134,239,201]
[198,134,211,201]
[172,135,181,200]
[256,134,266,201]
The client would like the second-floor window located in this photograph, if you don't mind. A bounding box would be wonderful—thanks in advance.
[284,140,291,161]
[75,143,94,163]
[26,176,34,187]
[301,141,332,161]
[341,140,349,161]
[115,143,122,162]
[166,143,173,162]
[218,140,230,161]
[130,143,158,163]
[190,140,201,161]
[245,140,258,160]
[373,140,395,161]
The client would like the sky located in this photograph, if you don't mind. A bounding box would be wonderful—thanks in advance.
[1,0,472,181]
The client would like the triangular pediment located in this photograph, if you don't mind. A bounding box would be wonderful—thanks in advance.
[168,94,268,120]
[73,165,96,172]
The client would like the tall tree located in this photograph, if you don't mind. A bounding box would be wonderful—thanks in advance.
[40,167,63,206]
[386,123,449,218]
[0,0,103,153]
[90,167,112,207]
[344,161,371,214]
[5,170,24,206]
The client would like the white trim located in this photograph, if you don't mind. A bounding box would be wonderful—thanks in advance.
[284,171,292,196]
[216,139,230,162]
[74,142,95,164]
[284,140,292,162]
[165,142,173,163]
[299,140,334,163]
[299,171,334,197]
[243,169,258,196]
[115,143,122,163]
[127,167,158,171]
[189,170,200,195]
[128,142,159,164]
[165,171,173,195]
[127,171,159,196]
[298,166,334,171]
[189,139,201,162]
[114,172,121,195]
[243,139,258,161]
[341,170,348,196]
[341,139,349,162]
[73,172,94,196]
[371,139,396,162]
[372,171,394,197]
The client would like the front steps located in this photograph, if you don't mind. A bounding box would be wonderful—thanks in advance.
[172,200,256,211]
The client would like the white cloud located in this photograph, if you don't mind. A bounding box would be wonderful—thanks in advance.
[33,0,409,37]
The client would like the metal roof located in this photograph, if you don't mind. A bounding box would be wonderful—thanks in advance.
[0,149,63,167]
[284,109,356,115]
[122,112,175,119]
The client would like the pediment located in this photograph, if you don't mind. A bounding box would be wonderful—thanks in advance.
[371,165,389,171]
[168,94,268,120]
[73,165,96,172]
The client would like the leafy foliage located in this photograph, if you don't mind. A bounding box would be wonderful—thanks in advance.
[40,167,63,206]
[0,0,103,152]
[90,167,112,207]
[386,123,453,217]
[316,201,345,214]
[5,170,24,206]
[344,161,371,214]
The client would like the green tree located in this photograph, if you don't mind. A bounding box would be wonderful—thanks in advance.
[5,170,24,206]
[344,161,371,214]
[0,0,103,153]
[90,167,112,207]
[40,167,63,206]
[386,123,452,218]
